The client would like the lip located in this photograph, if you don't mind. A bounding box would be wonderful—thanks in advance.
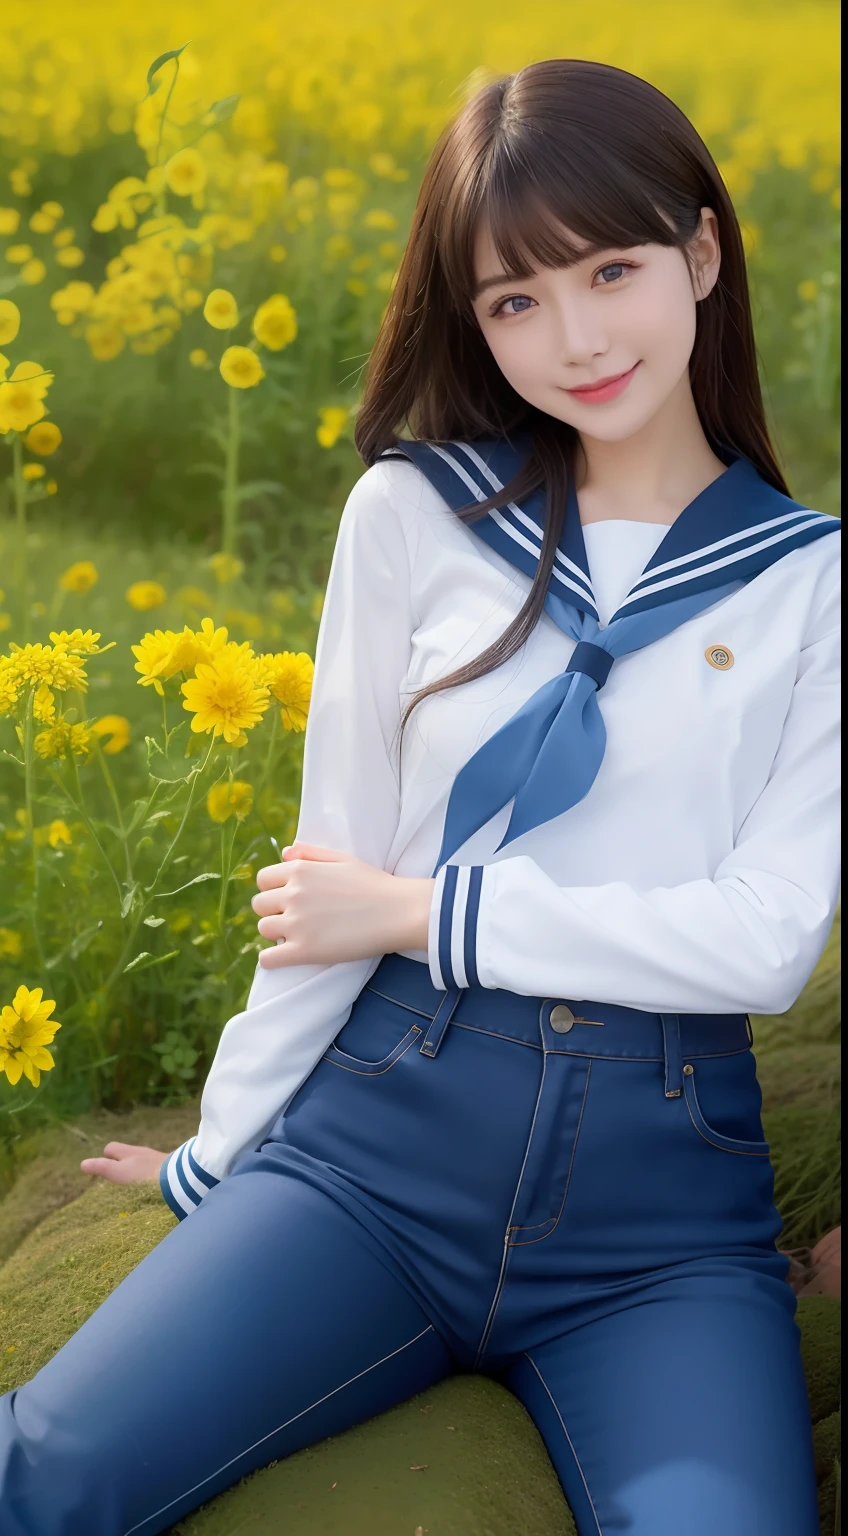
[562,362,641,404]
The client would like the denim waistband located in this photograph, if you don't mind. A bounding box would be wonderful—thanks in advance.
[366,953,752,1071]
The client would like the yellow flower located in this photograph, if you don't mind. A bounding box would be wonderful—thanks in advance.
[316,406,349,448]
[0,362,54,434]
[258,650,314,730]
[85,322,125,361]
[191,617,230,667]
[25,421,62,455]
[91,714,131,754]
[59,560,98,593]
[206,780,254,823]
[181,648,270,743]
[363,209,398,230]
[48,629,107,654]
[0,299,20,345]
[7,641,87,692]
[165,149,207,198]
[5,244,33,264]
[42,202,63,221]
[0,985,61,1087]
[0,210,20,237]
[53,227,76,248]
[126,580,167,611]
[188,348,209,367]
[47,819,72,848]
[269,244,287,262]
[0,928,22,958]
[33,682,56,723]
[220,346,265,388]
[207,552,244,585]
[33,719,92,760]
[131,630,182,694]
[252,294,297,351]
[22,260,47,285]
[0,614,11,633]
[22,463,46,481]
[176,585,213,610]
[55,248,85,269]
[203,289,239,329]
[798,279,819,302]
[47,480,58,495]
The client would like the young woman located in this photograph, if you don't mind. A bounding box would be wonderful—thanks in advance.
[1,58,839,1536]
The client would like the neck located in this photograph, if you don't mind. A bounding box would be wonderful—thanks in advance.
[572,373,728,525]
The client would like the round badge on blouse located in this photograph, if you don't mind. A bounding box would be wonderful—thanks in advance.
[705,644,734,670]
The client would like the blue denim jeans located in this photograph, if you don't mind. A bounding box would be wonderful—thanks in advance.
[0,953,820,1535]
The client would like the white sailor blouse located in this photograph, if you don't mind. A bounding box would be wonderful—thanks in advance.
[160,436,840,1220]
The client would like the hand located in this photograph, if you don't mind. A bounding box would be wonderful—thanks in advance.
[252,841,435,970]
[80,1142,168,1184]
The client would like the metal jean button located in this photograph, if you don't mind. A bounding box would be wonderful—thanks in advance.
[549,1004,575,1033]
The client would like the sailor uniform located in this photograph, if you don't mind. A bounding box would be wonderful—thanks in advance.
[1,440,838,1536]
[161,439,839,1215]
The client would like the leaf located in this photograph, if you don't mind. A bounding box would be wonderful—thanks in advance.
[45,921,104,970]
[205,94,240,126]
[234,480,285,504]
[145,44,191,97]
[143,916,166,928]
[146,732,200,785]
[121,884,139,919]
[157,872,220,899]
[123,949,181,975]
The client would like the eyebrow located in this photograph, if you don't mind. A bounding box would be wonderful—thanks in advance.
[472,242,623,302]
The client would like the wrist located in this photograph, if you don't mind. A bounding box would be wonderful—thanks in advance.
[390,875,436,951]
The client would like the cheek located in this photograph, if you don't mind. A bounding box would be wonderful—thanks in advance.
[635,278,697,371]
[480,323,547,397]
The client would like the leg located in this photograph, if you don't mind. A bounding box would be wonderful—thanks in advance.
[501,1273,820,1536]
[0,1173,451,1536]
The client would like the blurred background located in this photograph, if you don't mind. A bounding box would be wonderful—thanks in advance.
[0,1,840,1269]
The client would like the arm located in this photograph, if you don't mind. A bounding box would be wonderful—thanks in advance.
[160,463,416,1218]
[428,608,840,1016]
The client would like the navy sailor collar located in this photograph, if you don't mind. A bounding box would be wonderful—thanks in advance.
[381,434,837,624]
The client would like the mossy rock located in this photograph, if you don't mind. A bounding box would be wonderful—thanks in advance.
[0,1111,840,1535]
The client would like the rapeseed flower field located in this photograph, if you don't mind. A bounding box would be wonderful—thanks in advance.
[0,2,840,1160]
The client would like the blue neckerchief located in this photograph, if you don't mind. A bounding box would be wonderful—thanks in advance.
[380,436,839,874]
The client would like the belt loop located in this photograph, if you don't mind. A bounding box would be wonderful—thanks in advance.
[420,986,462,1058]
[660,1014,683,1097]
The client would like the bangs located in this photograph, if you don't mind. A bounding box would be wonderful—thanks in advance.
[444,131,698,305]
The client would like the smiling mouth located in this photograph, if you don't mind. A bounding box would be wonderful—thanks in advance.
[562,362,641,402]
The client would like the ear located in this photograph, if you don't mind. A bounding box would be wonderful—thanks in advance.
[689,207,721,301]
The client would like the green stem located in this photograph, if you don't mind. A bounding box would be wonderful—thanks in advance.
[22,690,46,967]
[217,815,238,936]
[221,386,241,559]
[94,742,133,885]
[51,756,124,903]
[12,435,30,643]
[153,58,180,216]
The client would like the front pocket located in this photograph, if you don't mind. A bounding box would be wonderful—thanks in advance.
[682,1057,771,1157]
[323,1023,422,1075]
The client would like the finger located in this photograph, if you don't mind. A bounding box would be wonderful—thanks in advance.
[251,889,286,916]
[255,861,289,891]
[80,1157,121,1179]
[284,842,355,863]
[256,915,288,940]
[258,942,295,969]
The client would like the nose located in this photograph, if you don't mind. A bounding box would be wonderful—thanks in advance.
[553,293,609,368]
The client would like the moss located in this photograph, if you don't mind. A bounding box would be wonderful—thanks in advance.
[172,1375,577,1536]
[796,1297,842,1423]
[0,1099,200,1263]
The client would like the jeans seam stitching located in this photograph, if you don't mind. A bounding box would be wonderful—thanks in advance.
[523,1351,605,1535]
[322,1027,422,1075]
[509,1060,592,1244]
[473,1042,550,1367]
[683,1065,771,1157]
[122,1325,437,1536]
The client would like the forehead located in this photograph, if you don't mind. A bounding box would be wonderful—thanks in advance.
[472,214,598,278]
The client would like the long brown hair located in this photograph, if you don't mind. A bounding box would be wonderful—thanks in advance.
[353,58,789,736]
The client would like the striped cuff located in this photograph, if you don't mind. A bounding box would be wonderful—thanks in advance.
[159,1136,220,1221]
[427,863,485,989]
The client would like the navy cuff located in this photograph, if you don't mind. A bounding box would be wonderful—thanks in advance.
[159,1137,220,1220]
[428,863,484,989]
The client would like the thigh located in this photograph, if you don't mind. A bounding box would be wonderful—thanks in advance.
[0,1172,451,1536]
[502,1272,820,1536]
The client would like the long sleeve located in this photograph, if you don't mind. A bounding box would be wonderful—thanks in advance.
[161,463,415,1220]
[427,597,841,1017]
